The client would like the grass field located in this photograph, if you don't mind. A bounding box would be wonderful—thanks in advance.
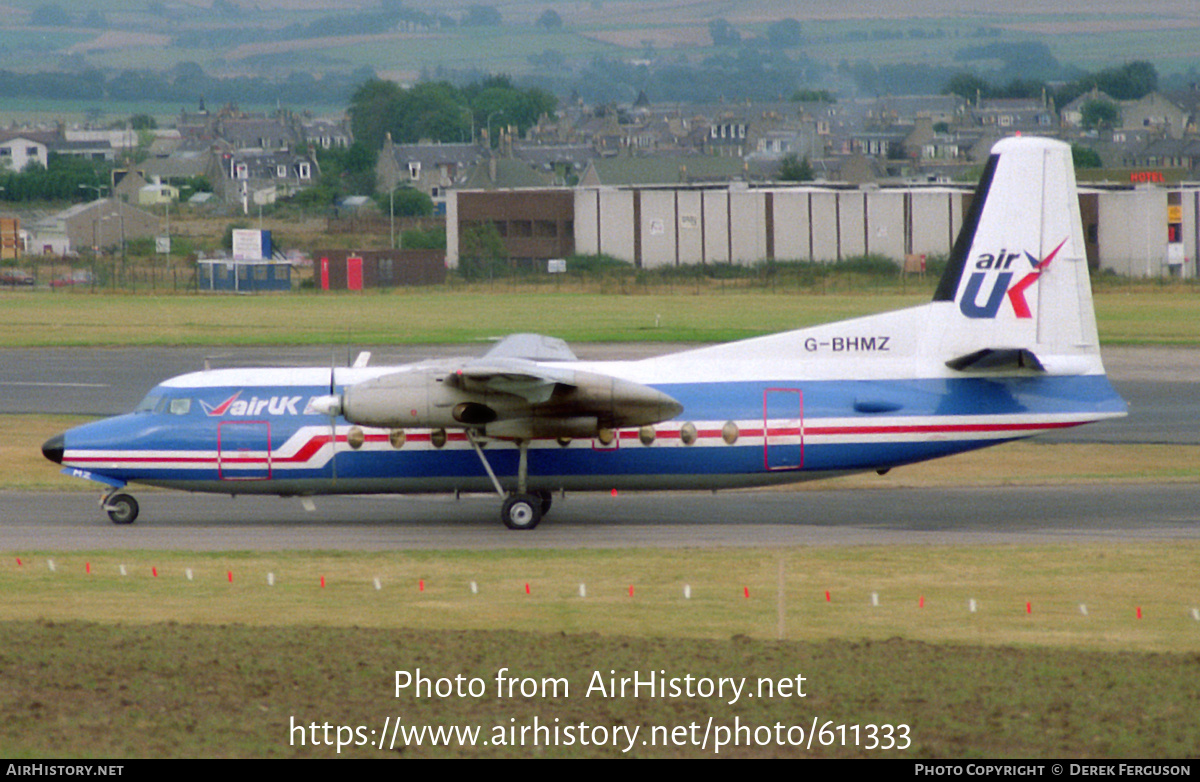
[3,621,1198,758]
[2,283,1199,347]
[2,545,1199,757]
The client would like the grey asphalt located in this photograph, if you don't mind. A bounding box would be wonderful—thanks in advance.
[2,483,1199,551]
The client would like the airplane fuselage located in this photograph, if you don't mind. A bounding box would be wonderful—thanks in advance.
[51,355,1124,498]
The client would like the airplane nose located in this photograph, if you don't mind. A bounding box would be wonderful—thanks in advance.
[42,433,64,464]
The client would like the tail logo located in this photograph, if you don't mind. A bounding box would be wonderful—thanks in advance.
[959,238,1067,319]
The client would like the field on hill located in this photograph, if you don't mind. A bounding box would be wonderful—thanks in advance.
[0,0,1197,122]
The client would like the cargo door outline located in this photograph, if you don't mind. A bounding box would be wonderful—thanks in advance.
[764,388,803,470]
[218,421,272,480]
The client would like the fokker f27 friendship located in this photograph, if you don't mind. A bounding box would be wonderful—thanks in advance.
[43,137,1127,529]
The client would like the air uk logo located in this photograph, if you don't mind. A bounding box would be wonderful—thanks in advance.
[201,391,302,417]
[959,238,1067,319]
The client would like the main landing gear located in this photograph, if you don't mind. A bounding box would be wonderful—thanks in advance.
[102,491,139,525]
[468,433,551,530]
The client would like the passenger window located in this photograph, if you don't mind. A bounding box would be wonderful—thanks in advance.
[169,398,192,415]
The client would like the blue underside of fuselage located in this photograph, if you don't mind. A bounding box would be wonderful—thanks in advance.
[56,374,1126,494]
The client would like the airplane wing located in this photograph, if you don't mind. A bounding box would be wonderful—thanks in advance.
[484,332,578,361]
[450,358,578,405]
[334,339,682,438]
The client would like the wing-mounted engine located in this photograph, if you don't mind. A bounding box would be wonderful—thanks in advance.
[324,356,683,440]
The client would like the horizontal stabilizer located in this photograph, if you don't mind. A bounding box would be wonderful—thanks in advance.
[945,348,1045,373]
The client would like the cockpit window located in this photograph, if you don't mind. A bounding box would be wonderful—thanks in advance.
[168,398,192,415]
[134,394,163,413]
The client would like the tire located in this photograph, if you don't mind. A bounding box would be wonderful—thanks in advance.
[501,494,542,530]
[106,493,139,525]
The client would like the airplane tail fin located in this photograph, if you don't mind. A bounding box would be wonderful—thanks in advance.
[933,136,1102,375]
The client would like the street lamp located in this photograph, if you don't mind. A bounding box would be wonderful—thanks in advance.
[486,111,505,149]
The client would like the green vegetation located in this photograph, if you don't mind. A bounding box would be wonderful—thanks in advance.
[349,75,556,150]
[0,5,1193,117]
[1,276,1197,347]
[1,620,1197,757]
[0,154,109,203]
[942,61,1162,111]
[1,543,1199,756]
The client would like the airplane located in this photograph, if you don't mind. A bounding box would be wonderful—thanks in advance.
[42,137,1127,530]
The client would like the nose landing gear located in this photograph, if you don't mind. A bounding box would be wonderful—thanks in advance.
[102,491,139,525]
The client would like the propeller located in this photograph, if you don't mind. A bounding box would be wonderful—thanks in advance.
[310,352,341,481]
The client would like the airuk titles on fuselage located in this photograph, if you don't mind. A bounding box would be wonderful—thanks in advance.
[199,390,305,417]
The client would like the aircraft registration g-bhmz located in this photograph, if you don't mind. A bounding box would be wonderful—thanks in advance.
[43,137,1126,530]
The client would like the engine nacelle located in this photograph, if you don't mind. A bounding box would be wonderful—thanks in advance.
[341,368,504,429]
[337,362,682,438]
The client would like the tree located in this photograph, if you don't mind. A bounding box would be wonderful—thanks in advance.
[708,18,740,46]
[942,72,992,104]
[536,9,563,30]
[458,221,508,279]
[779,153,813,182]
[1071,145,1103,169]
[766,18,802,48]
[463,5,502,26]
[1081,99,1120,131]
[1093,61,1157,100]
[791,89,834,103]
[387,187,433,217]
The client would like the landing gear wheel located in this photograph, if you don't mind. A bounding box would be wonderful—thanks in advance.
[105,493,139,525]
[501,494,542,530]
[535,489,553,516]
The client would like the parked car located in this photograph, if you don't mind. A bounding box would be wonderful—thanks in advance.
[0,268,34,286]
[50,270,95,288]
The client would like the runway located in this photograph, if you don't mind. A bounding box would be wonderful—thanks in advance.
[3,483,1199,550]
[3,344,1197,550]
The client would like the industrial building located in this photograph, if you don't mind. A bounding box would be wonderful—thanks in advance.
[447,183,1200,279]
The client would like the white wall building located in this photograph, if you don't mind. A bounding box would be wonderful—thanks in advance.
[449,183,1200,279]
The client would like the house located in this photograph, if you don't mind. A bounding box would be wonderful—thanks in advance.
[375,136,483,200]
[215,115,298,151]
[0,135,48,172]
[971,98,1057,134]
[1061,88,1119,130]
[1120,92,1190,140]
[50,139,115,163]
[1128,137,1200,173]
[212,149,317,205]
[299,117,353,150]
